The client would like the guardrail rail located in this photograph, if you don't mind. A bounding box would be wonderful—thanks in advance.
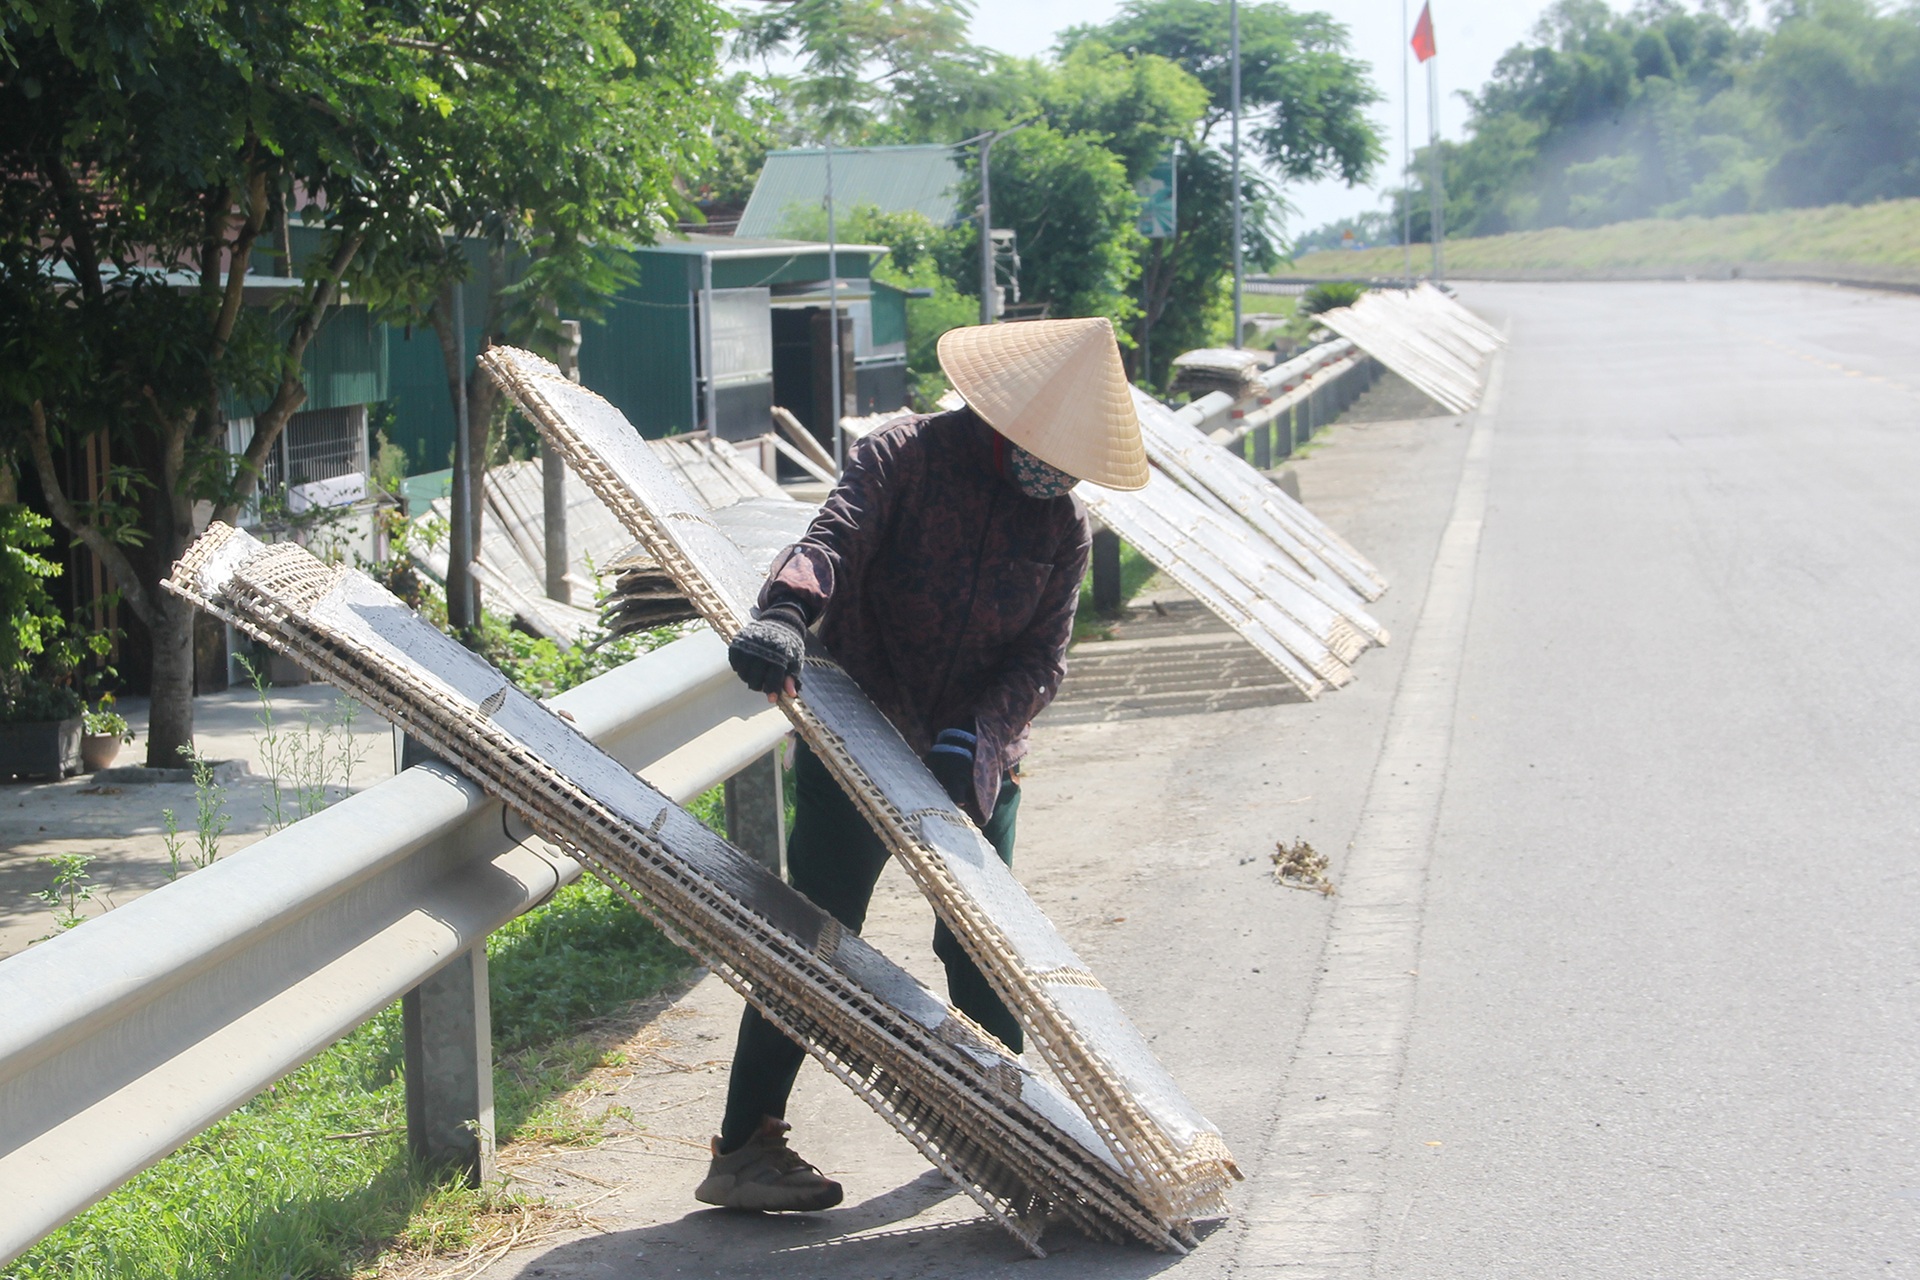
[0,628,789,1264]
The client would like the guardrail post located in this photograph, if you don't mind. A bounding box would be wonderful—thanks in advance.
[725,748,787,877]
[403,943,495,1187]
[1091,526,1123,614]
[1252,419,1272,470]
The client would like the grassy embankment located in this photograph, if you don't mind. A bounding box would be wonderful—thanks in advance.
[1,787,728,1280]
[1285,198,1920,278]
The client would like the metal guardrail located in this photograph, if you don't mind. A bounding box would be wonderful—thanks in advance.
[1172,338,1380,471]
[0,628,788,1264]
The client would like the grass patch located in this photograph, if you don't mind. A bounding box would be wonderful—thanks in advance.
[1284,197,1920,279]
[1072,541,1160,644]
[3,873,699,1280]
[1240,293,1299,316]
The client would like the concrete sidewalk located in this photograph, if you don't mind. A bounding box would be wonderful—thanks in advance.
[410,388,1472,1278]
[0,683,397,957]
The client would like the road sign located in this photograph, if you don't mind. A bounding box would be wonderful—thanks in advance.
[1137,144,1179,238]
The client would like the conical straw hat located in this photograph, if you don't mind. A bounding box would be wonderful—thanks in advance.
[937,318,1149,491]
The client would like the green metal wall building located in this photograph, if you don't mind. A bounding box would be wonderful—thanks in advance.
[384,235,907,475]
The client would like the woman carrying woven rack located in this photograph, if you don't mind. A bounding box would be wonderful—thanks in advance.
[694,317,1151,1212]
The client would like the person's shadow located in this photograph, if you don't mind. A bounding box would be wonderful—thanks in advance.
[514,1166,1216,1277]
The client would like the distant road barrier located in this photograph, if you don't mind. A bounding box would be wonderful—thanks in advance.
[0,628,789,1265]
[1173,338,1381,470]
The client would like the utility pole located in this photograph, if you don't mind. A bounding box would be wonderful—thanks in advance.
[979,133,997,326]
[1402,0,1415,288]
[1428,56,1445,282]
[543,319,579,605]
[1230,0,1244,348]
[447,277,477,634]
[826,135,844,469]
[1412,2,1444,282]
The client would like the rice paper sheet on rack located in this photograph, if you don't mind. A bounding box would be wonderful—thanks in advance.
[1132,391,1388,608]
[167,525,1189,1256]
[479,346,1237,1227]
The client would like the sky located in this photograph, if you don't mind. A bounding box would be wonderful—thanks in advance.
[960,0,1557,236]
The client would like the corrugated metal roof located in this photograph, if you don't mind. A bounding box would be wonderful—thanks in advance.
[738,145,965,238]
[639,232,889,258]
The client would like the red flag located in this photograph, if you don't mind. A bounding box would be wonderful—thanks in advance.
[1412,2,1437,62]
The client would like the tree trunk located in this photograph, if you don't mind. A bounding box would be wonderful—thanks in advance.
[144,552,198,769]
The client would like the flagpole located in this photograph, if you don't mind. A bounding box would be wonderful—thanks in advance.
[1401,0,1414,288]
[1427,54,1444,282]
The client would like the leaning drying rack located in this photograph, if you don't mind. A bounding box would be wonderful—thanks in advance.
[166,524,1190,1255]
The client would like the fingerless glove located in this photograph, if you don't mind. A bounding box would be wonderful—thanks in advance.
[728,604,807,694]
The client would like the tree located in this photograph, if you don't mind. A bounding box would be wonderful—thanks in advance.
[732,0,983,139]
[1395,2,1920,236]
[1058,1,1379,380]
[1061,0,1382,182]
[0,0,723,765]
[356,0,725,630]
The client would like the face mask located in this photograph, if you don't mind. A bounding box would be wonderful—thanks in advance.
[1008,443,1078,499]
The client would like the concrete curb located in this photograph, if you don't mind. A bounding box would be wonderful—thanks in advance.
[89,759,253,786]
[1261,262,1920,296]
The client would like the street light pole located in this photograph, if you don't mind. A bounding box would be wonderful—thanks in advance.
[1230,0,1244,349]
[978,131,995,326]
[969,121,1033,327]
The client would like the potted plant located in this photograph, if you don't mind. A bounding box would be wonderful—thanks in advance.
[1,505,108,780]
[81,694,135,772]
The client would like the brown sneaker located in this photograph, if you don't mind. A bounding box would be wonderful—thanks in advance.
[694,1117,844,1212]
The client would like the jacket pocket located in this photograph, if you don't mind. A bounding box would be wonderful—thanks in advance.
[977,557,1054,642]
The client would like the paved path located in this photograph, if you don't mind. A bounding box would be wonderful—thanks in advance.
[0,685,396,956]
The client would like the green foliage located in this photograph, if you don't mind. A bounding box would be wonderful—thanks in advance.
[3,876,692,1280]
[0,504,104,723]
[1059,2,1379,381]
[179,746,231,870]
[732,0,982,138]
[1404,1,1920,239]
[82,693,133,743]
[1,0,727,761]
[1298,282,1366,316]
[720,0,1376,373]
[35,853,98,933]
[1060,0,1383,182]
[1289,195,1920,277]
[239,656,369,834]
[1292,210,1403,254]
[1073,540,1159,643]
[486,877,695,1053]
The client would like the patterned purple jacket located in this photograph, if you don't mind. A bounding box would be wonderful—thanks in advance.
[758,406,1091,819]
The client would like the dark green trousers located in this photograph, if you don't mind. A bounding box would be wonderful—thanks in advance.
[718,741,1021,1152]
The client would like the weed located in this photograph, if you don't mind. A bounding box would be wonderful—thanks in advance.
[178,746,231,869]
[1073,541,1161,643]
[159,808,184,881]
[239,655,370,831]
[35,852,97,931]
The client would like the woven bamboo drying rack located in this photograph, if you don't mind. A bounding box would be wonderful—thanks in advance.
[165,524,1198,1256]
[1070,389,1392,700]
[1132,389,1389,605]
[479,347,1238,1232]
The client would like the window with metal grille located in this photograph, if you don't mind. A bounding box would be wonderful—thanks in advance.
[224,405,369,521]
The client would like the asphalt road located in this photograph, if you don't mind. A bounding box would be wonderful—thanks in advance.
[452,280,1917,1279]
[1363,281,1920,1278]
